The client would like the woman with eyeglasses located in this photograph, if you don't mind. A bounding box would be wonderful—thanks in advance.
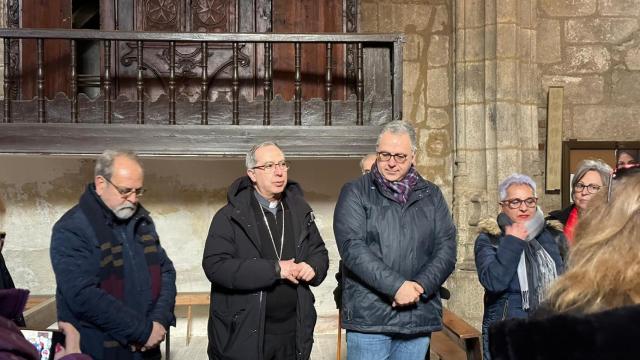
[488,166,640,360]
[474,173,568,360]
[546,159,612,245]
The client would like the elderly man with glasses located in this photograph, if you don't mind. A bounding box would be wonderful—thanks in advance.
[50,150,176,360]
[474,173,568,360]
[202,141,328,360]
[333,121,457,360]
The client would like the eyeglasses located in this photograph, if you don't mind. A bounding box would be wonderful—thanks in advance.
[252,161,290,173]
[377,152,410,164]
[103,177,145,198]
[501,197,538,209]
[574,182,601,194]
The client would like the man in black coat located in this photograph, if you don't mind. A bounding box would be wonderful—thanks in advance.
[334,121,457,360]
[202,142,329,360]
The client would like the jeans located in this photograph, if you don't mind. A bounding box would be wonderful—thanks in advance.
[346,331,431,360]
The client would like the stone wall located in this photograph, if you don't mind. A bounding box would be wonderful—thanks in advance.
[361,0,454,202]
[537,0,640,211]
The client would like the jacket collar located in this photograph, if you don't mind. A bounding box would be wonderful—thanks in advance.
[368,170,431,205]
[226,176,311,252]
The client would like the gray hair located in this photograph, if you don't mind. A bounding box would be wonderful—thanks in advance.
[94,150,142,180]
[359,153,377,173]
[498,173,537,201]
[376,121,418,153]
[245,141,283,169]
[572,159,612,193]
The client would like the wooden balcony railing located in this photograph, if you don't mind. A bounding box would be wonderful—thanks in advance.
[0,29,404,157]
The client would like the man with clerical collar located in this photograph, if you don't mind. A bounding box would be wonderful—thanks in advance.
[50,150,176,360]
[334,121,457,360]
[203,141,329,360]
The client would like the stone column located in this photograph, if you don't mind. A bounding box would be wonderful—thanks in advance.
[449,0,539,327]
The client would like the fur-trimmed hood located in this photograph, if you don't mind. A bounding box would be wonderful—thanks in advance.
[477,216,564,236]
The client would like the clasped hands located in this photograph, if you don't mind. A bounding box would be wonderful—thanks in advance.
[392,281,424,308]
[130,321,166,352]
[279,258,316,284]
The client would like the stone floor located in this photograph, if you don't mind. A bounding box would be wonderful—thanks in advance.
[162,333,347,360]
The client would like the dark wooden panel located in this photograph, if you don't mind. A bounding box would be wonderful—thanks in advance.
[272,0,346,100]
[0,123,381,157]
[0,29,401,43]
[20,0,72,99]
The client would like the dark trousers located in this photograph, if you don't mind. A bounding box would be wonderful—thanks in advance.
[264,332,296,360]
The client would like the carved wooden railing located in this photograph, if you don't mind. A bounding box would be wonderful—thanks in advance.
[0,29,404,156]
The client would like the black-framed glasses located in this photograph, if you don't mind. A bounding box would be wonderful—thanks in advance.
[252,161,290,173]
[574,182,601,194]
[501,197,538,209]
[377,152,410,163]
[103,176,145,198]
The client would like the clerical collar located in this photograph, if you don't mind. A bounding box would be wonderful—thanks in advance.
[253,190,280,215]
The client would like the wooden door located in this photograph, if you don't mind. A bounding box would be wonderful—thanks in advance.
[20,0,72,99]
[272,0,347,100]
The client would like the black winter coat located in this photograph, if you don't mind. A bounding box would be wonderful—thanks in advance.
[202,177,329,360]
[490,304,640,360]
[333,173,457,334]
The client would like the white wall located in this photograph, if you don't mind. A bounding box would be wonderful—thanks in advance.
[0,155,362,325]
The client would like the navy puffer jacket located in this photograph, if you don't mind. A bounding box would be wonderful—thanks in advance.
[333,173,457,334]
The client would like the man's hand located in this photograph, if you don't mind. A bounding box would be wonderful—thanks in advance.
[505,223,528,241]
[392,281,424,307]
[279,259,300,284]
[141,321,166,351]
[294,261,316,282]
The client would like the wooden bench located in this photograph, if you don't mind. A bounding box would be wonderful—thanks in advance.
[165,292,210,360]
[23,295,57,329]
[174,292,210,345]
[430,308,482,360]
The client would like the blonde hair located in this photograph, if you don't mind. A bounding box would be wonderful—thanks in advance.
[546,174,640,313]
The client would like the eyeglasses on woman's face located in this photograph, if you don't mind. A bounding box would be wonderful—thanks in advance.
[574,182,601,194]
[500,197,538,209]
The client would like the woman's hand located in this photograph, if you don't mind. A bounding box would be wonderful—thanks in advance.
[505,223,528,241]
[53,321,82,360]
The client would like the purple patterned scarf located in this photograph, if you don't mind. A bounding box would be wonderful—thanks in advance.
[371,162,419,204]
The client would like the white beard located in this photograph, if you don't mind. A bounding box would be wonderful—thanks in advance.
[114,204,137,220]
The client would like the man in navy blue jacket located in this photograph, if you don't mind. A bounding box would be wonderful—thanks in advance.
[334,121,457,360]
[51,150,176,360]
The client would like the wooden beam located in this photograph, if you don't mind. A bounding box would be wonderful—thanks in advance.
[0,124,381,157]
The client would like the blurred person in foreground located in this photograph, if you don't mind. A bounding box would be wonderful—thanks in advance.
[0,288,91,360]
[490,163,640,360]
